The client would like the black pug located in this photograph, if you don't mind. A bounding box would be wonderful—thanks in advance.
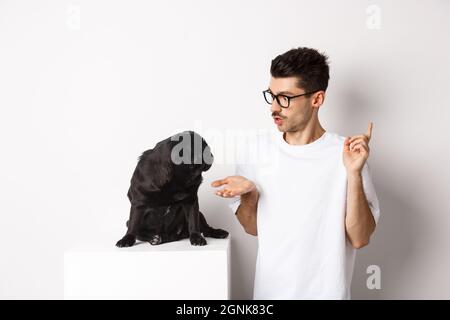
[116,131,229,247]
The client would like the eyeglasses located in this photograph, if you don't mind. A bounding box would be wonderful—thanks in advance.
[262,89,319,108]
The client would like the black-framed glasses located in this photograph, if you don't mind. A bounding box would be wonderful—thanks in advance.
[262,89,319,108]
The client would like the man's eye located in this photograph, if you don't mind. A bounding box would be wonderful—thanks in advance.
[281,95,289,102]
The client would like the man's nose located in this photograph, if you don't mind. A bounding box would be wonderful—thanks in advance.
[270,99,282,113]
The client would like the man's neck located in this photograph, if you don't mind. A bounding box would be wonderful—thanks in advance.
[283,123,326,146]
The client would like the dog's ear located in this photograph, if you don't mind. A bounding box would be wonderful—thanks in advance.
[137,139,174,192]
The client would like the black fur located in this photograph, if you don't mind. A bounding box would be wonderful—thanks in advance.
[116,131,229,247]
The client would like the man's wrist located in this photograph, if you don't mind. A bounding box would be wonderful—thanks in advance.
[347,170,362,180]
[236,188,259,216]
[241,187,259,202]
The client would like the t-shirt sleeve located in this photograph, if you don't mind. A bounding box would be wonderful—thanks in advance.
[361,161,381,225]
[228,195,241,215]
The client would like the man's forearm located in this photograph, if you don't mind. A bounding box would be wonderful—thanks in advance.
[345,171,376,248]
[236,188,259,236]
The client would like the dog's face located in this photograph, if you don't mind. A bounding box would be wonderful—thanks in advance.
[170,131,214,187]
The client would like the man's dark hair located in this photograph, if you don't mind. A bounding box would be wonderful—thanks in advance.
[270,47,330,93]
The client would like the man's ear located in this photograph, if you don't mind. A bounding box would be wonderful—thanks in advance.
[312,90,325,108]
[137,140,174,192]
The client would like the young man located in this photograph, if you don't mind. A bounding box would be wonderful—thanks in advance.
[211,47,380,300]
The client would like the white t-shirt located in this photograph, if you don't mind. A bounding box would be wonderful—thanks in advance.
[227,130,380,300]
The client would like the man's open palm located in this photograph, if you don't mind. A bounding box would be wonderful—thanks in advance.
[211,176,255,198]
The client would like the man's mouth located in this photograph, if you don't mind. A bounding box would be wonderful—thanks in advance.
[273,116,284,125]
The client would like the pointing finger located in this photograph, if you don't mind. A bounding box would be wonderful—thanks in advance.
[365,122,373,141]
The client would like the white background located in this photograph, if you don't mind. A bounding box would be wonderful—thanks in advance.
[1,0,449,299]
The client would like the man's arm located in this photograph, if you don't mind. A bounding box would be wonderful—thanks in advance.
[211,175,259,236]
[345,171,376,249]
[235,188,259,236]
[343,122,379,249]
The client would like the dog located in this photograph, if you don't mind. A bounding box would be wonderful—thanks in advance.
[116,131,229,247]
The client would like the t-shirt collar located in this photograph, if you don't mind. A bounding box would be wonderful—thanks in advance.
[274,130,329,155]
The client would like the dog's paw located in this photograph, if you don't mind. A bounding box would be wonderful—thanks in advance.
[204,228,229,239]
[149,234,162,245]
[116,234,136,248]
[190,233,207,246]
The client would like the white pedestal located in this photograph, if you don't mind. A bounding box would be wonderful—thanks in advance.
[64,237,230,300]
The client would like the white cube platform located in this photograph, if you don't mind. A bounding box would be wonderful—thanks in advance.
[64,237,230,300]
